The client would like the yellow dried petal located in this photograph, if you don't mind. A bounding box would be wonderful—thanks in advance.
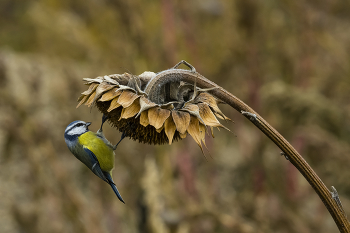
[199,123,207,147]
[195,93,231,121]
[198,103,222,127]
[107,97,121,112]
[77,94,85,102]
[99,88,123,102]
[164,116,176,145]
[81,83,99,95]
[210,126,215,138]
[148,107,171,129]
[187,116,204,153]
[136,96,157,117]
[172,110,190,134]
[140,110,149,127]
[86,92,96,107]
[117,90,139,108]
[119,99,141,119]
[77,95,89,108]
[179,132,187,139]
[156,125,164,133]
[92,82,116,103]
[181,103,205,125]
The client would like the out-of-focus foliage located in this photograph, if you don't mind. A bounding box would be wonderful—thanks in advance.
[0,0,350,232]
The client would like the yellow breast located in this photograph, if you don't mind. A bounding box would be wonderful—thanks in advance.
[78,131,115,172]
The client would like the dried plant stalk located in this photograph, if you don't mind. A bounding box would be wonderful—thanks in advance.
[78,60,349,232]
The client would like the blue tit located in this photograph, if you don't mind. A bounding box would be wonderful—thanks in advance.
[64,119,125,203]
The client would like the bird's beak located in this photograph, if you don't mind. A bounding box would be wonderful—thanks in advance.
[86,122,91,127]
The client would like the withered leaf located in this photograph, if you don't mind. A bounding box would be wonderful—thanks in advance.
[99,88,123,102]
[140,110,149,127]
[198,103,221,127]
[86,92,97,107]
[92,82,116,103]
[164,116,176,145]
[136,96,157,118]
[148,107,171,129]
[118,90,139,108]
[180,103,205,125]
[81,83,99,96]
[119,98,141,120]
[172,110,190,134]
[107,97,121,112]
[77,95,89,108]
[187,116,204,153]
[156,125,164,133]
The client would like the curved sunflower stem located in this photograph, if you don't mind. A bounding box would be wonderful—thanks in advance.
[145,63,350,232]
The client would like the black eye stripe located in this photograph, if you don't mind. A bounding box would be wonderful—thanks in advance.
[75,123,84,127]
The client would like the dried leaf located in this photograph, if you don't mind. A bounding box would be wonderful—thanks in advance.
[172,110,190,134]
[103,75,120,85]
[156,125,164,133]
[194,92,230,120]
[187,116,204,153]
[107,97,121,112]
[92,82,116,103]
[119,99,141,119]
[81,83,99,95]
[148,107,171,129]
[164,116,176,145]
[180,103,205,125]
[179,132,187,139]
[86,92,97,107]
[199,123,206,146]
[198,103,230,131]
[140,110,149,127]
[83,77,103,84]
[76,95,89,108]
[136,96,157,118]
[118,90,139,108]
[209,126,215,138]
[99,88,123,102]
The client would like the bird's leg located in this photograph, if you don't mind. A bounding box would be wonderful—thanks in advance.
[113,132,126,150]
[97,114,109,134]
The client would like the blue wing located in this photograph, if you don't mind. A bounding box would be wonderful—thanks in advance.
[103,172,125,204]
[83,147,108,183]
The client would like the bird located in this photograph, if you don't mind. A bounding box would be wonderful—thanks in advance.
[64,115,125,203]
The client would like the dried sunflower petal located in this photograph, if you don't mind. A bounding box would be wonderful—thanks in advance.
[164,116,176,145]
[92,82,116,103]
[194,92,229,120]
[118,90,140,108]
[148,107,171,129]
[156,125,164,133]
[140,110,149,127]
[198,103,224,128]
[76,95,89,108]
[99,88,123,102]
[187,116,204,152]
[82,83,99,95]
[107,97,121,112]
[119,99,141,119]
[86,92,97,107]
[172,110,190,134]
[181,103,205,125]
[137,96,157,117]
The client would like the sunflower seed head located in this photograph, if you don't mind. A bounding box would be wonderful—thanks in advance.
[77,70,231,149]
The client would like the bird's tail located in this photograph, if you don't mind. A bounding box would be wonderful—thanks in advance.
[103,172,125,204]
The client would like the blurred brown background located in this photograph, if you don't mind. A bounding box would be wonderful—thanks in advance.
[1,0,350,232]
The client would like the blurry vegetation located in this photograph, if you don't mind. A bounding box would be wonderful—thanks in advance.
[0,0,350,232]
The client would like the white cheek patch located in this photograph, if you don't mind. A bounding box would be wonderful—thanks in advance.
[67,126,86,136]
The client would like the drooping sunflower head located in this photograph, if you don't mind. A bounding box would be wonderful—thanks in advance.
[77,65,231,151]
